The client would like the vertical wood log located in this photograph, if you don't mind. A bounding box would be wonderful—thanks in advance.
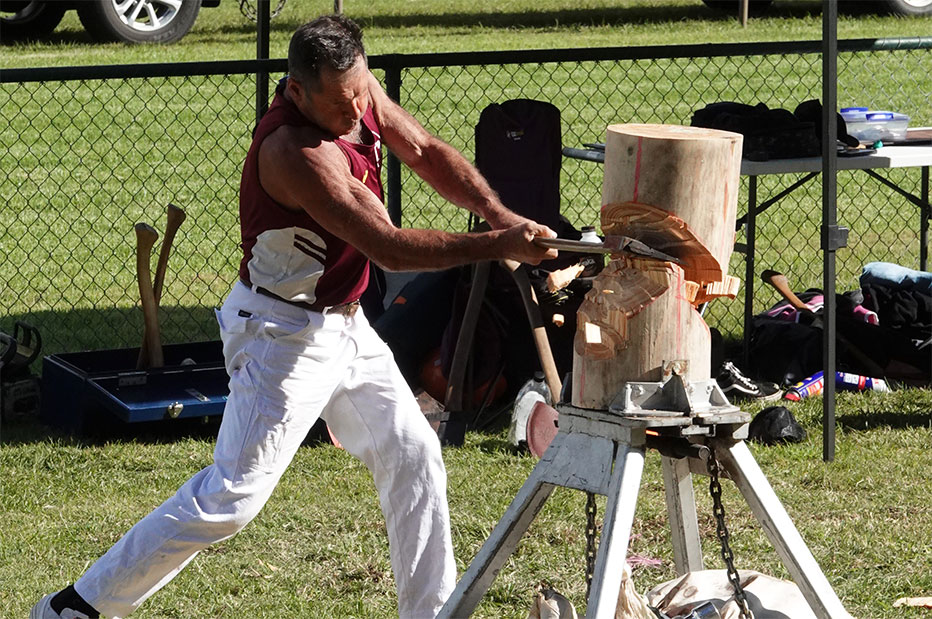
[572,124,743,409]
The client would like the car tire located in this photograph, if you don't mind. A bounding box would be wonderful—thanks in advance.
[76,0,202,44]
[0,1,68,43]
[874,0,932,16]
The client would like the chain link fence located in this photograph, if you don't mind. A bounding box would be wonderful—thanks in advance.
[2,39,930,362]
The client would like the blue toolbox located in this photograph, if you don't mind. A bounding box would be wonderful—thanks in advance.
[40,341,229,434]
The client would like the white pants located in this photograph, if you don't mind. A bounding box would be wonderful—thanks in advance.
[75,282,455,618]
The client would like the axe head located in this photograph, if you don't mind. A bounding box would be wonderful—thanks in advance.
[533,236,682,265]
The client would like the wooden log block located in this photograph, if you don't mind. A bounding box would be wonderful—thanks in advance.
[572,124,742,409]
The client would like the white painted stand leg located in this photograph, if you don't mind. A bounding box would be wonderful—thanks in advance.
[436,458,556,619]
[661,455,704,575]
[438,431,619,619]
[715,439,853,619]
[585,444,645,618]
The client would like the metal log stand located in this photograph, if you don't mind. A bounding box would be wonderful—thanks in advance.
[438,367,851,618]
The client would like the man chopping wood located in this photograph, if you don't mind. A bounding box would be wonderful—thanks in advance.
[33,14,556,619]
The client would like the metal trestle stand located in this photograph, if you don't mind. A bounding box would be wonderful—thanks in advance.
[438,373,851,619]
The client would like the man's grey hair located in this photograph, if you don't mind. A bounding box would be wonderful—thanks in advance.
[288,14,366,91]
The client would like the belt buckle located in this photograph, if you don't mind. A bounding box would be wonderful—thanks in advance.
[331,301,360,317]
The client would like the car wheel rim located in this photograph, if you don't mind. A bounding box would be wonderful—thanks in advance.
[111,0,181,32]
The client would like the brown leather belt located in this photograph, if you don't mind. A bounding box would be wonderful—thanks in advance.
[241,279,360,317]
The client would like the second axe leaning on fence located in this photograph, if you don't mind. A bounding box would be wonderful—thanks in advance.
[32,13,558,619]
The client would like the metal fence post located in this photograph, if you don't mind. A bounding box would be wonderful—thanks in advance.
[383,58,403,227]
[821,0,839,462]
[256,0,270,124]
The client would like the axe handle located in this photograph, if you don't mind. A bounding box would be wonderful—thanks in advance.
[152,203,186,304]
[502,259,562,401]
[761,269,812,313]
[139,204,186,368]
[135,223,163,369]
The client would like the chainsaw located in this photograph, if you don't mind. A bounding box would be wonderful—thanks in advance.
[1,321,42,423]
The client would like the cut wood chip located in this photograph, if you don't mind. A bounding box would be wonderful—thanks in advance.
[893,597,932,608]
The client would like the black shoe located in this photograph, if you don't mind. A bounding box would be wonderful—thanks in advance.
[716,361,782,402]
[31,586,100,619]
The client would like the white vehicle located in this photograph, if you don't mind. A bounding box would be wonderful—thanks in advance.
[1,0,220,44]
[701,0,932,17]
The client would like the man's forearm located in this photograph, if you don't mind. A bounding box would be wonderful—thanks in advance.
[367,227,503,272]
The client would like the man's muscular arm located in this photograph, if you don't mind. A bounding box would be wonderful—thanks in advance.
[257,125,556,272]
[367,72,528,231]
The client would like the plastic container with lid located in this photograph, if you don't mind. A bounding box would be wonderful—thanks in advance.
[841,107,910,143]
[840,106,868,122]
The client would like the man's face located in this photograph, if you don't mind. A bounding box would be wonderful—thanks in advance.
[290,55,369,138]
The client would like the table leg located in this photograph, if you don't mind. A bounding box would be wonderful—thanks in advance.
[921,166,929,271]
[743,176,758,368]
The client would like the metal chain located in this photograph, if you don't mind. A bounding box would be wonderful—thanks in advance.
[705,445,755,619]
[585,491,598,599]
[239,0,287,22]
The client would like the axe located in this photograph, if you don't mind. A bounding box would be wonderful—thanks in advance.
[534,235,682,265]
[137,204,186,369]
[135,223,163,369]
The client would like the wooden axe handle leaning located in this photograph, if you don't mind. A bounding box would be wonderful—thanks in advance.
[135,223,164,369]
[152,203,186,304]
[761,269,812,313]
[139,204,186,368]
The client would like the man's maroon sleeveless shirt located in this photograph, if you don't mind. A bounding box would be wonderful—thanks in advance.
[238,81,384,310]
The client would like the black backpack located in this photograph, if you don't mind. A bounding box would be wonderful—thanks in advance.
[475,99,562,231]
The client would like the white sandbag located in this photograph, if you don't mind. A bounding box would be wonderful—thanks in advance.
[528,585,578,619]
[646,569,826,619]
[615,563,656,619]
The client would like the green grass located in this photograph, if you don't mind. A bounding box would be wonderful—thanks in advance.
[3,45,930,352]
[2,390,932,617]
[2,3,932,617]
[2,0,930,353]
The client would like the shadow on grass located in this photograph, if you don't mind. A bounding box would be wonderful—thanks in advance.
[204,2,830,37]
[1,305,220,371]
[91,1,831,42]
[2,411,335,449]
[0,0,886,51]
[837,409,932,432]
[350,3,819,31]
[1,415,222,446]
